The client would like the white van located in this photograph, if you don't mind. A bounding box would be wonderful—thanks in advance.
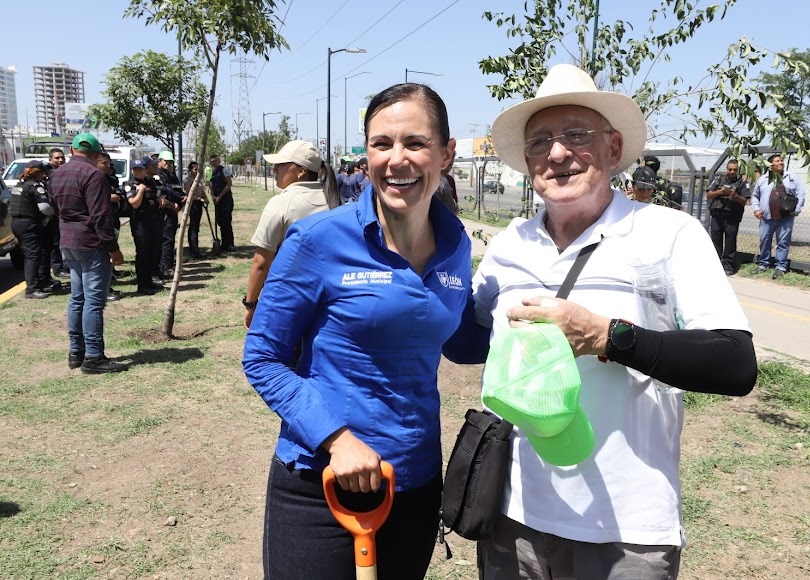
[106,145,149,186]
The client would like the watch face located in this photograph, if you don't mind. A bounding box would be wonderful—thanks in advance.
[612,320,636,350]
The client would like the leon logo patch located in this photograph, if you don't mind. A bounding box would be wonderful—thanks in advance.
[437,271,464,291]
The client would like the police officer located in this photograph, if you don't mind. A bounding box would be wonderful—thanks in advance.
[156,151,184,276]
[125,158,164,295]
[707,158,750,275]
[10,160,55,298]
[643,154,684,210]
[209,154,235,251]
[96,151,124,301]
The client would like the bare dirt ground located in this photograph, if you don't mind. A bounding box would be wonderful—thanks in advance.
[1,182,807,579]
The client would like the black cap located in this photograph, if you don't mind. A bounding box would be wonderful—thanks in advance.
[632,166,657,189]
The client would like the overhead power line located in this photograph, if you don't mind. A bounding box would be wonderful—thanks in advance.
[279,0,463,101]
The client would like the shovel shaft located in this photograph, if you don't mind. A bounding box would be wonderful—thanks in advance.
[356,564,377,580]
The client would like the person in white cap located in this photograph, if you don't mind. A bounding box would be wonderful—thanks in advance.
[443,64,757,579]
[242,140,340,328]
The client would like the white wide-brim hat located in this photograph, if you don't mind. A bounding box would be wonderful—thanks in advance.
[491,64,647,176]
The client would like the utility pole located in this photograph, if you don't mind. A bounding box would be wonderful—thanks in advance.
[469,123,481,188]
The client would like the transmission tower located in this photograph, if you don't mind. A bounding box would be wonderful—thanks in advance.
[232,51,254,150]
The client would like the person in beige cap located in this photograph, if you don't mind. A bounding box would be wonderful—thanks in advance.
[242,140,339,328]
[443,64,757,579]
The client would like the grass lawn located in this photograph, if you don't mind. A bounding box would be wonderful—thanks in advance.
[1,180,808,578]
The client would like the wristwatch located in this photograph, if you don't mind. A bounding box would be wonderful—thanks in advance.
[242,295,259,310]
[605,318,636,359]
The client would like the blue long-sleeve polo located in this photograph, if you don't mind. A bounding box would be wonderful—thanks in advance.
[243,187,472,490]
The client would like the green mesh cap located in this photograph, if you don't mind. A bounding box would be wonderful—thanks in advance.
[482,323,594,466]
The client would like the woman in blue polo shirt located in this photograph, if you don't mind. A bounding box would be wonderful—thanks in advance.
[243,83,470,579]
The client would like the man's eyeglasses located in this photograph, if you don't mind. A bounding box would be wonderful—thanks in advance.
[524,129,612,158]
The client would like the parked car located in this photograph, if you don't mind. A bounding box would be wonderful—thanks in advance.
[2,157,50,188]
[0,174,22,269]
[484,179,505,194]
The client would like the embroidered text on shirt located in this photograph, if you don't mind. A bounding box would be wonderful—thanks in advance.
[341,270,393,286]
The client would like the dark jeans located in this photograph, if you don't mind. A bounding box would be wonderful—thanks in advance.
[215,195,234,248]
[187,201,204,253]
[264,455,441,580]
[131,214,162,291]
[758,216,794,272]
[709,212,741,272]
[12,216,47,294]
[61,248,112,358]
[161,209,180,273]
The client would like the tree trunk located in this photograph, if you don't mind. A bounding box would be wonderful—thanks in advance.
[162,47,221,337]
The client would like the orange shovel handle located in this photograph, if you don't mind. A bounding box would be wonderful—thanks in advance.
[323,461,395,571]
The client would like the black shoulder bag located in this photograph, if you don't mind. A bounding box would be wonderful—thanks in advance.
[439,240,599,543]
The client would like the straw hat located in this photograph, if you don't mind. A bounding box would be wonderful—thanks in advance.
[491,64,647,176]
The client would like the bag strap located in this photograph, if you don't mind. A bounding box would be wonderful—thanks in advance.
[556,240,600,300]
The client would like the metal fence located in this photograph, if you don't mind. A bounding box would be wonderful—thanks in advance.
[456,150,810,272]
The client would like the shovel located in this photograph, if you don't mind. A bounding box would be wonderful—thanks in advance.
[323,462,395,580]
[203,203,221,255]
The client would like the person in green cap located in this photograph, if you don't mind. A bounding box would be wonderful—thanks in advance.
[48,132,128,374]
[444,64,757,579]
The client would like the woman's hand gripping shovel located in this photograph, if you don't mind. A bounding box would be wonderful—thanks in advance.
[323,462,395,580]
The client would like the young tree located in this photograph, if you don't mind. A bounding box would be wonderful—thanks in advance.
[90,50,208,156]
[125,0,288,337]
[193,118,227,161]
[479,0,810,173]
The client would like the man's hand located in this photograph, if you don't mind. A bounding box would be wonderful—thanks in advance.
[110,250,124,266]
[506,297,612,357]
[322,428,382,493]
[754,209,763,220]
[244,307,255,329]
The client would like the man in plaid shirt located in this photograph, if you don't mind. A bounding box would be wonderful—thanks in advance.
[48,133,128,374]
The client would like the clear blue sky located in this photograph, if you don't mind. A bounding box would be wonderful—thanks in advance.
[3,0,808,152]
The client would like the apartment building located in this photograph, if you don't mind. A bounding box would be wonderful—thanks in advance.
[0,66,18,130]
[33,62,85,135]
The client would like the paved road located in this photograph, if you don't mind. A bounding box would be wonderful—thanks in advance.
[0,255,24,296]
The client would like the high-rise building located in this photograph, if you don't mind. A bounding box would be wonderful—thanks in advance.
[33,62,85,135]
[0,65,18,130]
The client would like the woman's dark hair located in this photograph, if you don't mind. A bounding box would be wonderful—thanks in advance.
[304,162,340,209]
[188,161,198,171]
[364,84,450,146]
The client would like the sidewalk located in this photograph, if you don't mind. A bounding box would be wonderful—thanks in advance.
[459,217,810,363]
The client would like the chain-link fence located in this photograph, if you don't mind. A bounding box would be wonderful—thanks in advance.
[456,148,810,272]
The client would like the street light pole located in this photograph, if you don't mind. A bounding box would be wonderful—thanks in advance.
[405,69,443,83]
[262,111,281,191]
[327,47,366,166]
[344,72,370,157]
[316,95,337,155]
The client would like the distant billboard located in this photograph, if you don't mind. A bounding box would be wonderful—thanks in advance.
[64,103,100,135]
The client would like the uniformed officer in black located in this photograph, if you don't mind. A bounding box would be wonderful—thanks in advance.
[125,158,165,295]
[10,160,56,298]
[209,154,235,251]
[156,151,184,276]
[707,158,751,275]
[96,151,124,301]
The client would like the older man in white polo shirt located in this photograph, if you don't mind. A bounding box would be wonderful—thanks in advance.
[444,64,757,579]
